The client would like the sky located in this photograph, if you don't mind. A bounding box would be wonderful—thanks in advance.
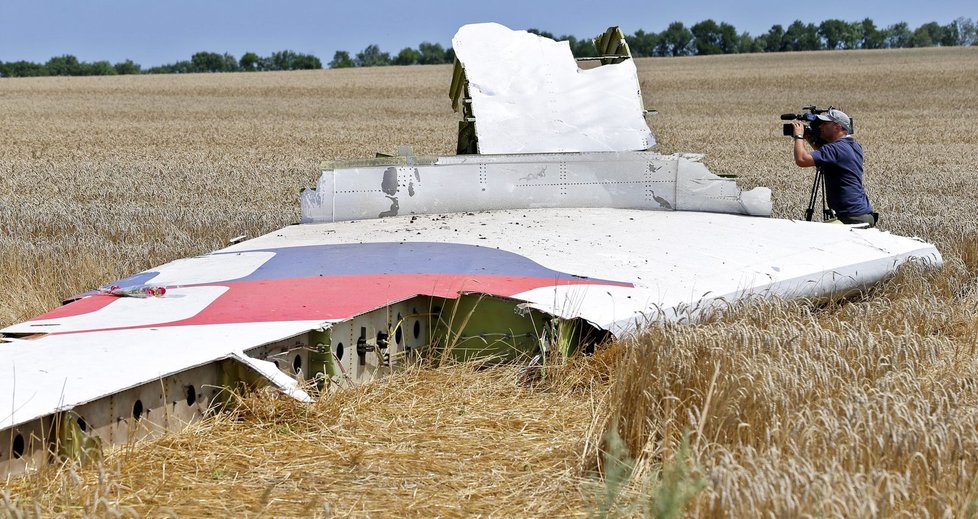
[0,0,973,67]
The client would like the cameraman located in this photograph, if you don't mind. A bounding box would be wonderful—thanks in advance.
[791,109,876,227]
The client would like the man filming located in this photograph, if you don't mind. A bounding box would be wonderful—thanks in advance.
[790,109,876,227]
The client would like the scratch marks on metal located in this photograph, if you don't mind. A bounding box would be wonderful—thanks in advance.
[519,167,547,182]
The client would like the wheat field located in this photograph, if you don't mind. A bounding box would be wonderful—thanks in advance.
[2,47,978,517]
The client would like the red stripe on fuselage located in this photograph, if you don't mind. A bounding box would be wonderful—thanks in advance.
[32,294,117,320]
[46,273,632,335]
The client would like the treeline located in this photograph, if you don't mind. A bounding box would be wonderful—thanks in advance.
[328,17,977,65]
[0,55,142,77]
[2,17,975,78]
[146,50,321,73]
[327,42,453,68]
[619,17,978,56]
[0,50,321,78]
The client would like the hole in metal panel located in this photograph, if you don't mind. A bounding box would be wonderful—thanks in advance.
[12,434,25,459]
[186,385,197,406]
[293,354,302,374]
[76,417,88,432]
[1,332,48,340]
[336,342,344,360]
[413,320,421,339]
[133,400,144,421]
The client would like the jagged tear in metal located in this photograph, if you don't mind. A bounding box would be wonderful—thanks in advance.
[0,23,942,476]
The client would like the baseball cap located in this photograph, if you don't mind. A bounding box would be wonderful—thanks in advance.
[815,109,853,134]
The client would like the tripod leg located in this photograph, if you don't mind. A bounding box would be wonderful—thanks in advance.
[820,169,834,220]
[805,169,821,221]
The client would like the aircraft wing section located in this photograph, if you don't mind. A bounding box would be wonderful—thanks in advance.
[244,209,942,335]
[0,209,940,465]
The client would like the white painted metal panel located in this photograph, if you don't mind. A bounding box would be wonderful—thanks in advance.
[451,23,655,154]
[0,322,320,430]
[149,252,275,285]
[247,208,941,335]
[0,208,940,432]
[300,151,772,223]
[22,286,228,333]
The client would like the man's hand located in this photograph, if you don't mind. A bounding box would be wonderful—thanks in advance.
[791,121,805,138]
[791,121,815,167]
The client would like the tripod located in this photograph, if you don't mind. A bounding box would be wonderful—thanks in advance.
[805,167,835,222]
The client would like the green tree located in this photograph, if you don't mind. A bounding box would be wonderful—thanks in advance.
[953,17,977,46]
[292,52,322,69]
[819,19,855,49]
[81,60,117,75]
[268,50,294,70]
[0,60,48,77]
[884,22,912,47]
[417,42,446,64]
[764,24,786,52]
[739,32,763,53]
[150,60,194,74]
[911,22,942,47]
[783,20,822,51]
[113,59,141,74]
[859,18,884,49]
[625,29,658,57]
[172,61,194,73]
[691,19,723,55]
[719,22,740,53]
[267,50,321,70]
[394,47,419,66]
[565,35,598,58]
[239,52,260,71]
[939,21,960,46]
[45,55,81,75]
[190,51,238,72]
[656,21,694,56]
[328,50,355,68]
[355,45,390,67]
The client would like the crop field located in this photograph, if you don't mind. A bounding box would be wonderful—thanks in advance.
[2,46,978,516]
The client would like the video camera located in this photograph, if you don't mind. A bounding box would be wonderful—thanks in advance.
[781,105,847,148]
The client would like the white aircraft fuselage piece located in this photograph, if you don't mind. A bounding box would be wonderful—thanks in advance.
[300,151,772,223]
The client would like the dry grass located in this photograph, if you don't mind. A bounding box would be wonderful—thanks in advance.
[3,46,978,517]
[3,364,612,517]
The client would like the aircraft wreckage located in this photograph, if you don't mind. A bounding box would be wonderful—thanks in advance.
[1,23,941,475]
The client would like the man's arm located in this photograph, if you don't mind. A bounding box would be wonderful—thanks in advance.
[791,121,816,167]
